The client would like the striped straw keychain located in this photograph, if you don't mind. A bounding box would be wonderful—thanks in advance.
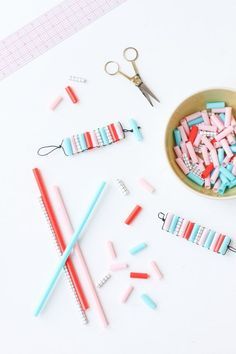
[37,119,143,157]
[158,212,236,255]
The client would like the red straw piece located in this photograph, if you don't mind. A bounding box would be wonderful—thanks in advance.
[189,126,198,144]
[130,272,149,279]
[33,168,89,311]
[211,138,216,144]
[125,205,142,225]
[214,234,225,253]
[84,132,93,149]
[108,123,119,142]
[65,86,78,103]
[201,163,214,179]
[183,222,194,240]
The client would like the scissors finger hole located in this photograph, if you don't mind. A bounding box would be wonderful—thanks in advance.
[104,61,120,75]
[123,47,138,61]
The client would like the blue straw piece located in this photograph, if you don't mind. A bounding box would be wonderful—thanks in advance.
[217,148,225,164]
[141,294,157,310]
[226,163,233,172]
[187,172,204,186]
[206,102,225,109]
[34,181,107,316]
[204,230,215,249]
[169,215,179,234]
[219,113,225,122]
[99,127,109,145]
[129,242,147,255]
[230,145,236,153]
[78,134,87,151]
[219,236,231,255]
[62,138,73,156]
[173,129,181,146]
[189,224,200,242]
[188,116,204,127]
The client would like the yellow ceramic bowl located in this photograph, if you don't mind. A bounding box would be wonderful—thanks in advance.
[165,88,236,199]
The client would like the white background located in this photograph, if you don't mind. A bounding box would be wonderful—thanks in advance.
[1,0,236,353]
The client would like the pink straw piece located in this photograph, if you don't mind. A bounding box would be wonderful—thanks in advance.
[204,177,211,189]
[227,133,236,146]
[232,164,236,176]
[185,111,202,122]
[174,145,182,158]
[201,135,214,151]
[198,228,210,246]
[210,113,224,131]
[193,133,202,147]
[210,167,219,184]
[121,285,134,303]
[232,156,236,166]
[201,110,211,125]
[213,179,221,193]
[221,138,233,158]
[215,126,234,141]
[50,95,63,110]
[163,213,174,231]
[110,263,128,271]
[139,178,155,193]
[201,145,210,165]
[150,261,163,280]
[178,126,188,142]
[222,155,231,167]
[175,158,189,175]
[186,141,198,164]
[225,107,232,127]
[180,142,189,156]
[178,219,189,237]
[211,108,226,113]
[52,186,109,327]
[198,124,217,132]
[107,241,117,260]
[210,148,219,168]
[180,119,190,136]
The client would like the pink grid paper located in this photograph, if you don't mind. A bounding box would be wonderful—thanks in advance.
[0,0,127,81]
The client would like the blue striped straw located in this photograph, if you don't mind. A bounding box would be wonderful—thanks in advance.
[34,181,106,316]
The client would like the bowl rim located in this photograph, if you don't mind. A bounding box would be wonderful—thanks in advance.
[165,87,236,200]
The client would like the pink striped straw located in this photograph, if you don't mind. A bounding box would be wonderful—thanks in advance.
[180,119,190,135]
[215,126,234,141]
[222,155,231,167]
[201,136,214,151]
[186,141,198,163]
[198,124,217,132]
[175,158,189,175]
[201,145,210,165]
[178,126,188,142]
[210,113,224,131]
[221,138,233,158]
[174,146,182,158]
[52,186,109,327]
[107,241,116,260]
[178,219,189,237]
[225,107,232,127]
[185,112,202,122]
[201,110,210,125]
[210,148,219,167]
[210,167,219,184]
[121,285,134,303]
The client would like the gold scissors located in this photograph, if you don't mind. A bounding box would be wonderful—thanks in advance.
[104,47,160,107]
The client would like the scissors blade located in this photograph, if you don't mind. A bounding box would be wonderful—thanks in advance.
[139,85,153,106]
[139,83,160,103]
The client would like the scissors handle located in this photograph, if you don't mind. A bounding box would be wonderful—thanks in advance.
[123,47,139,75]
[104,61,132,80]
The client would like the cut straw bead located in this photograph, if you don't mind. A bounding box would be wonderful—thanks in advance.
[180,119,190,135]
[175,158,189,175]
[121,285,134,303]
[210,113,224,131]
[225,107,232,127]
[185,112,202,122]
[201,110,211,124]
[215,126,234,141]
[150,261,163,280]
[186,142,198,163]
[178,126,188,142]
[221,139,233,158]
[174,145,182,158]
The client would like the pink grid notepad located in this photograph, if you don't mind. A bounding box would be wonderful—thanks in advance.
[0,0,127,81]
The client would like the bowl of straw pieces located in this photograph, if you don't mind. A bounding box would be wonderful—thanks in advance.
[165,88,236,199]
